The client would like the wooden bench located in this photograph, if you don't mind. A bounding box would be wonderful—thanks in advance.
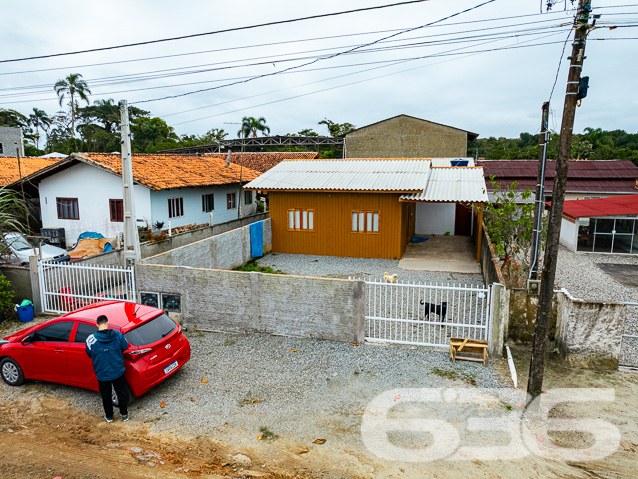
[450,337,488,366]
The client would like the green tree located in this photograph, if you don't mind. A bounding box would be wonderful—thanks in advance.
[130,116,179,152]
[0,109,29,128]
[0,187,30,261]
[54,73,92,139]
[481,177,547,288]
[238,116,270,138]
[28,108,52,151]
[318,119,355,137]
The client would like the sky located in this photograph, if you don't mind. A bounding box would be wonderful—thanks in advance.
[1,0,636,141]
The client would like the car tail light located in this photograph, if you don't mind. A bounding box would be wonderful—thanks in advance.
[126,348,152,361]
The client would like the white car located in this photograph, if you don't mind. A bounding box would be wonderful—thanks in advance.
[1,232,69,266]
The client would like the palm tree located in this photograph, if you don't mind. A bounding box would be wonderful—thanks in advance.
[29,108,52,150]
[54,73,92,139]
[238,116,270,138]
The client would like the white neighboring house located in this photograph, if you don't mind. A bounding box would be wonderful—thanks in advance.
[12,153,262,247]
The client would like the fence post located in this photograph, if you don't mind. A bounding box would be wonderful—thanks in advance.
[489,283,508,358]
[28,255,43,313]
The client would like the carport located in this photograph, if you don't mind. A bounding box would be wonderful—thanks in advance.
[399,167,488,272]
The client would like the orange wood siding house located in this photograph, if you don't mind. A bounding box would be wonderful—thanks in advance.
[245,158,489,260]
[245,158,433,259]
[269,191,415,259]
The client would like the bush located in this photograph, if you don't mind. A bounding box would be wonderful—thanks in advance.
[0,273,15,323]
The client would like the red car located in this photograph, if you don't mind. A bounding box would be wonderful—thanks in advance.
[0,301,190,405]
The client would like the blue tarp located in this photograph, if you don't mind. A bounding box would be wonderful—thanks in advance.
[250,221,264,258]
[411,236,430,243]
[71,231,104,250]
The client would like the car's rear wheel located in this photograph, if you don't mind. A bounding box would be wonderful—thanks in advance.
[1,358,25,386]
[112,383,134,408]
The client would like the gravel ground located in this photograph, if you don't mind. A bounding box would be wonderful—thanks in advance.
[256,253,485,286]
[0,319,508,456]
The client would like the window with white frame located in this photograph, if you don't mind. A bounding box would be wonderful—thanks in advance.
[168,197,184,218]
[288,209,314,231]
[352,210,379,233]
[226,192,236,210]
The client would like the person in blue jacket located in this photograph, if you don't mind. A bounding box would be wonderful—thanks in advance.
[86,314,130,422]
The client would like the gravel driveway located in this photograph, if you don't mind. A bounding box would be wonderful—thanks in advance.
[0,319,508,462]
[256,253,485,286]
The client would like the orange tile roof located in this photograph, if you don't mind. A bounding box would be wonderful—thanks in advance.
[204,152,318,173]
[74,153,262,190]
[0,157,62,186]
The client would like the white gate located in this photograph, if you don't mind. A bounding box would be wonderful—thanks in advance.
[38,261,136,313]
[361,279,492,347]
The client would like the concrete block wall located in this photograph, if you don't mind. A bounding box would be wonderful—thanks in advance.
[0,265,32,303]
[555,289,625,369]
[141,219,271,270]
[135,264,365,343]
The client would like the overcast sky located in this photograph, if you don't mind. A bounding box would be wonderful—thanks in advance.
[1,0,636,140]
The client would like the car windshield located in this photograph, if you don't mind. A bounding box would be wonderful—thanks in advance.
[4,233,32,251]
[124,313,177,346]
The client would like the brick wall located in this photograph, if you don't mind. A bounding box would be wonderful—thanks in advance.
[135,264,365,343]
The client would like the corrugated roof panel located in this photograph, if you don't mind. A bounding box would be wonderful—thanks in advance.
[245,158,433,191]
[400,167,488,203]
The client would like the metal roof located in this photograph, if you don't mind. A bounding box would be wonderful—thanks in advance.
[478,159,638,179]
[400,167,488,203]
[244,158,433,191]
[560,194,638,218]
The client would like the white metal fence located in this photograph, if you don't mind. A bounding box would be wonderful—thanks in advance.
[38,261,136,313]
[358,279,492,348]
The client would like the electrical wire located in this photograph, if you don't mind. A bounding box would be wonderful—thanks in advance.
[0,0,434,64]
[133,0,499,104]
[548,28,574,104]
[0,24,571,99]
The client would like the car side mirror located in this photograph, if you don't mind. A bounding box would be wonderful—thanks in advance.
[22,334,34,344]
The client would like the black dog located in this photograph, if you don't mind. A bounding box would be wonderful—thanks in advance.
[419,300,447,324]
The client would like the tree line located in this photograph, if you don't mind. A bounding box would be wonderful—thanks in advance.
[0,73,355,157]
[468,129,638,165]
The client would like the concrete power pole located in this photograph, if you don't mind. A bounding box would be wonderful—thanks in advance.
[527,0,592,400]
[119,100,141,266]
[529,101,550,281]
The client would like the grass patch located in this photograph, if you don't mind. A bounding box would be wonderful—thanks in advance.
[239,391,264,407]
[259,426,278,441]
[223,337,236,346]
[234,260,285,275]
[431,367,477,386]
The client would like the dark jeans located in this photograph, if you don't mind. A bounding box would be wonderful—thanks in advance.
[98,374,128,418]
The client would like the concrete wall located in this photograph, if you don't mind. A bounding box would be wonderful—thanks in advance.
[135,264,365,343]
[415,203,456,235]
[0,126,24,157]
[480,225,506,287]
[74,213,269,267]
[345,115,469,158]
[141,219,271,271]
[39,162,153,245]
[0,265,32,303]
[560,217,578,252]
[555,289,625,369]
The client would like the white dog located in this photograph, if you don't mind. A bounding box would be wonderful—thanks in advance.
[383,272,398,283]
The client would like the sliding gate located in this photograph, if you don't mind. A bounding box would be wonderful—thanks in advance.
[362,279,492,347]
[38,260,136,313]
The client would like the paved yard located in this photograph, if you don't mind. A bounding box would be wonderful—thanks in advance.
[256,253,485,286]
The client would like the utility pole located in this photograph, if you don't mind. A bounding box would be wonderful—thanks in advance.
[529,101,550,280]
[527,0,592,400]
[119,100,141,267]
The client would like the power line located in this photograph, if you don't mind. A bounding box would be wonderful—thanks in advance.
[548,28,574,104]
[0,9,583,77]
[0,23,571,99]
[0,0,433,64]
[134,0,498,104]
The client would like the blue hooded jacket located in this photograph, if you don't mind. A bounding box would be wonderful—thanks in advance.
[85,328,129,381]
